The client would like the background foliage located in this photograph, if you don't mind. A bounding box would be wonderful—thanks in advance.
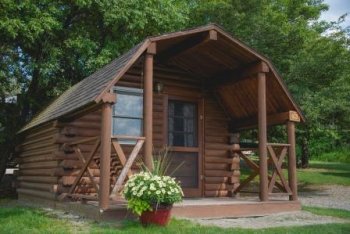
[0,0,349,174]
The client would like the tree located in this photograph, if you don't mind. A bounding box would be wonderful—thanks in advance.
[0,0,189,181]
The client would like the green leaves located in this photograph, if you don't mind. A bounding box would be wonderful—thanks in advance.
[127,198,152,216]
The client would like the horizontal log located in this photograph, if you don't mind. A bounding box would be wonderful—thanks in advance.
[17,176,58,184]
[60,144,98,153]
[17,188,57,200]
[54,168,100,177]
[20,140,55,152]
[59,176,100,186]
[23,126,57,140]
[19,168,58,176]
[205,157,239,164]
[205,143,237,150]
[61,127,100,137]
[19,181,57,192]
[204,136,228,144]
[205,183,239,191]
[205,150,228,157]
[205,176,228,184]
[57,185,97,194]
[19,146,57,157]
[21,134,54,147]
[205,163,229,170]
[60,160,100,169]
[231,111,301,131]
[204,190,228,197]
[61,121,101,129]
[20,161,59,170]
[67,193,98,201]
[205,170,240,177]
[20,154,57,163]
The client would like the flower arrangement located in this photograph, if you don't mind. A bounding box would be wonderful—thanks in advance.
[123,171,183,216]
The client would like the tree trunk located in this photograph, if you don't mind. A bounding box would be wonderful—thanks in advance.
[301,137,309,168]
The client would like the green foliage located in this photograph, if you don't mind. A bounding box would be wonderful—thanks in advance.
[312,148,350,163]
[126,198,152,216]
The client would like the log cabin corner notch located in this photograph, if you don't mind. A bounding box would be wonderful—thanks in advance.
[16,24,304,216]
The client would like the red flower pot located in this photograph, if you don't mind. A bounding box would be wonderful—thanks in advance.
[140,204,172,226]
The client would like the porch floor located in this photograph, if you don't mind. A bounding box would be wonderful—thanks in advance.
[55,196,301,221]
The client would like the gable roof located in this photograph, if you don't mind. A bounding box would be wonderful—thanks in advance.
[19,24,304,133]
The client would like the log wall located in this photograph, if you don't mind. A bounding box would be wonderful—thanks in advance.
[17,122,60,200]
[17,62,241,199]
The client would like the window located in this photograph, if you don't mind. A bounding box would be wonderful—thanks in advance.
[168,100,197,147]
[112,87,143,144]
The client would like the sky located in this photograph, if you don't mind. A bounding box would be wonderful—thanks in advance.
[319,0,350,28]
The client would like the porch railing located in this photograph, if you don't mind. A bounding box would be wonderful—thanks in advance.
[58,135,144,202]
[233,143,292,197]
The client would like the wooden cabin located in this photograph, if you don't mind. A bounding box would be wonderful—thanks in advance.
[16,24,304,218]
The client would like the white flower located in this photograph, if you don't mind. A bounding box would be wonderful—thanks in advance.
[156,190,161,195]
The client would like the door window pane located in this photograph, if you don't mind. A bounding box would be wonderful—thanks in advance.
[168,100,197,147]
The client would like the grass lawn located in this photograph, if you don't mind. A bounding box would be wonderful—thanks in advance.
[1,202,349,234]
[297,161,350,186]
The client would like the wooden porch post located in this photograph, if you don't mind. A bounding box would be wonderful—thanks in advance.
[287,121,298,201]
[99,93,116,210]
[258,72,269,201]
[144,43,156,170]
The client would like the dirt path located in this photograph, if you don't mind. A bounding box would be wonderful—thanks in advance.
[190,185,350,229]
[192,211,348,229]
[299,185,350,211]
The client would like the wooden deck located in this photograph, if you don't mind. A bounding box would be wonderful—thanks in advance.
[53,197,301,221]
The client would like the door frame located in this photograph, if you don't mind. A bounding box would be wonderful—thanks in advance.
[163,94,204,197]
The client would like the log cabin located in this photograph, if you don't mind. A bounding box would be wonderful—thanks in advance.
[16,24,304,219]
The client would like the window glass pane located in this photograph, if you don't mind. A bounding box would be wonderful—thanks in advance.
[114,93,142,118]
[168,100,197,147]
[174,117,184,131]
[113,118,142,136]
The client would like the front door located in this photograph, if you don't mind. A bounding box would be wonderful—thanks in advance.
[167,97,202,197]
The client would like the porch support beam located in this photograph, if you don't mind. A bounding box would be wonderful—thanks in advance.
[230,111,301,131]
[99,92,116,211]
[144,43,156,170]
[258,72,269,201]
[287,121,298,201]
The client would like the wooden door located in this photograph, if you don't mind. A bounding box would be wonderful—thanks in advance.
[166,97,203,197]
